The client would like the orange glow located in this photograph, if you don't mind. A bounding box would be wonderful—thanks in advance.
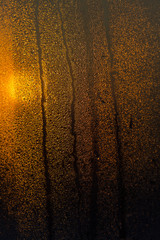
[0,20,15,106]
[7,75,16,100]
[0,29,34,105]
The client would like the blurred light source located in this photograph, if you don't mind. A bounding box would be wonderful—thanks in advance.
[8,75,16,100]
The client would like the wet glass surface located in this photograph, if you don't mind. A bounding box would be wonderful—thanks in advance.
[0,1,160,239]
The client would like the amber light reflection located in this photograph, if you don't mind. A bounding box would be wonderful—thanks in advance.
[0,29,15,104]
[0,29,36,108]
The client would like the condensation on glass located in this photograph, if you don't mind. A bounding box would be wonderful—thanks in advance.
[0,1,160,240]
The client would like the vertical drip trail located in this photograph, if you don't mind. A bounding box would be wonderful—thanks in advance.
[101,0,126,239]
[57,1,83,239]
[35,1,54,239]
[77,0,99,239]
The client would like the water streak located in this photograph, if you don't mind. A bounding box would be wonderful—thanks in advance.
[102,0,126,239]
[57,1,83,239]
[35,1,54,239]
[77,0,99,239]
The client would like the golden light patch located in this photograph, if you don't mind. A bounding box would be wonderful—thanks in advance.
[3,71,38,104]
[7,75,16,100]
[16,74,37,103]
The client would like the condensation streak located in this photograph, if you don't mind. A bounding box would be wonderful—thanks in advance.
[77,0,99,239]
[35,1,54,239]
[56,0,83,239]
[102,0,126,239]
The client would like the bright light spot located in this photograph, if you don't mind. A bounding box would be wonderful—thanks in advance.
[8,75,16,99]
[4,73,38,104]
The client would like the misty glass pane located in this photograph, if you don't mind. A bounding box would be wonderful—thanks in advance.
[1,1,160,239]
